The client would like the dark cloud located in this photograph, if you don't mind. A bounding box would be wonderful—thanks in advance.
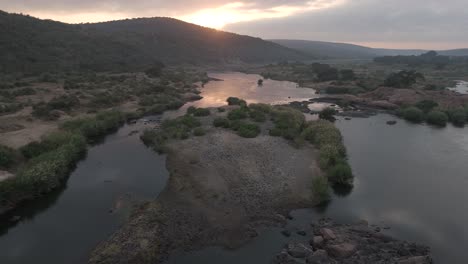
[225,0,468,48]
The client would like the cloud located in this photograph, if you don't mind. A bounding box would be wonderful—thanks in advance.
[225,0,468,49]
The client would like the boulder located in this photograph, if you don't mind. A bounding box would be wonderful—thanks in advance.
[327,243,357,258]
[312,236,325,248]
[320,228,336,240]
[281,230,292,237]
[306,249,332,264]
[287,242,313,258]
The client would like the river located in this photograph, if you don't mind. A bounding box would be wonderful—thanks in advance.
[1,72,467,263]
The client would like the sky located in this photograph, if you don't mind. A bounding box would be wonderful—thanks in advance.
[1,0,467,50]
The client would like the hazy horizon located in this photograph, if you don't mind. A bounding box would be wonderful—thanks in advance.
[1,0,467,50]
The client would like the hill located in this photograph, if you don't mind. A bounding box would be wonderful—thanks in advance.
[270,39,468,59]
[0,11,309,74]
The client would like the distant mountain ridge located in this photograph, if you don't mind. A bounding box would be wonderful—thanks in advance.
[0,11,309,74]
[270,39,468,59]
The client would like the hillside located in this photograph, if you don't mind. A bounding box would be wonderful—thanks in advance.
[0,11,309,74]
[271,39,468,59]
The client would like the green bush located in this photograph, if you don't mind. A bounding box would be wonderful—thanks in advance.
[249,103,272,113]
[415,100,438,113]
[327,162,353,185]
[0,132,86,210]
[193,108,211,117]
[61,110,125,142]
[401,107,424,123]
[249,110,266,122]
[226,97,247,106]
[213,117,230,128]
[187,106,197,114]
[448,109,466,126]
[319,107,337,122]
[20,131,81,160]
[237,123,261,138]
[312,176,330,203]
[228,108,249,120]
[270,106,305,140]
[426,111,448,126]
[0,145,15,169]
[193,127,206,136]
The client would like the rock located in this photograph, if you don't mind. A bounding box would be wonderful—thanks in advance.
[275,249,302,264]
[286,213,294,220]
[398,256,432,264]
[306,249,331,264]
[287,242,313,258]
[387,120,397,125]
[344,117,352,120]
[327,243,357,258]
[320,228,336,240]
[297,230,307,236]
[312,236,325,248]
[281,230,292,237]
[375,227,381,232]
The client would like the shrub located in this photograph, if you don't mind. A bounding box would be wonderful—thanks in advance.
[426,111,448,127]
[193,127,206,136]
[249,110,266,122]
[319,107,337,122]
[401,107,424,123]
[0,133,86,209]
[187,106,197,114]
[12,87,36,96]
[415,100,438,113]
[327,162,353,185]
[228,108,249,120]
[448,109,466,126]
[213,117,230,128]
[0,145,15,169]
[20,131,80,160]
[61,110,125,142]
[249,103,272,113]
[193,108,210,117]
[270,106,305,140]
[312,176,330,203]
[226,97,247,106]
[217,107,226,113]
[237,123,261,138]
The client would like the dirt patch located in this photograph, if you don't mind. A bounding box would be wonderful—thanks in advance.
[89,130,322,264]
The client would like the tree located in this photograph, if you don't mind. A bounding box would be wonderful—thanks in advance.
[384,70,425,88]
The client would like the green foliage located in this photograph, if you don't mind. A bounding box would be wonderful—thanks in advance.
[449,109,467,126]
[187,106,197,114]
[61,110,125,142]
[249,109,267,122]
[226,97,247,106]
[426,111,448,127]
[318,107,337,122]
[327,162,353,185]
[228,108,249,120]
[213,117,230,128]
[249,103,272,113]
[270,106,305,140]
[383,70,424,88]
[0,145,15,169]
[140,115,201,153]
[20,131,81,160]
[415,100,438,113]
[192,108,211,117]
[32,95,80,120]
[339,69,356,81]
[312,176,330,203]
[237,122,261,138]
[193,127,206,136]
[217,107,226,113]
[145,62,165,77]
[401,107,424,123]
[12,87,36,96]
[0,132,86,210]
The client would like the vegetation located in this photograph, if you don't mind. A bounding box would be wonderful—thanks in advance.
[400,107,424,123]
[0,145,15,169]
[20,131,81,160]
[0,132,86,211]
[426,111,449,127]
[269,106,306,140]
[192,108,211,117]
[61,110,126,142]
[213,117,231,128]
[374,51,459,68]
[415,100,438,113]
[228,108,249,120]
[226,97,247,106]
[383,70,424,88]
[237,122,261,138]
[318,107,337,122]
[140,115,201,153]
[193,127,207,136]
[448,109,467,126]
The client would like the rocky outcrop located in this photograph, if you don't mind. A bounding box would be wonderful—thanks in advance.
[273,219,432,264]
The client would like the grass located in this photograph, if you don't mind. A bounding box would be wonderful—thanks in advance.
[312,176,330,203]
[0,145,15,169]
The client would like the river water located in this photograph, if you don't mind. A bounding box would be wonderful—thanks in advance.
[1,72,467,263]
